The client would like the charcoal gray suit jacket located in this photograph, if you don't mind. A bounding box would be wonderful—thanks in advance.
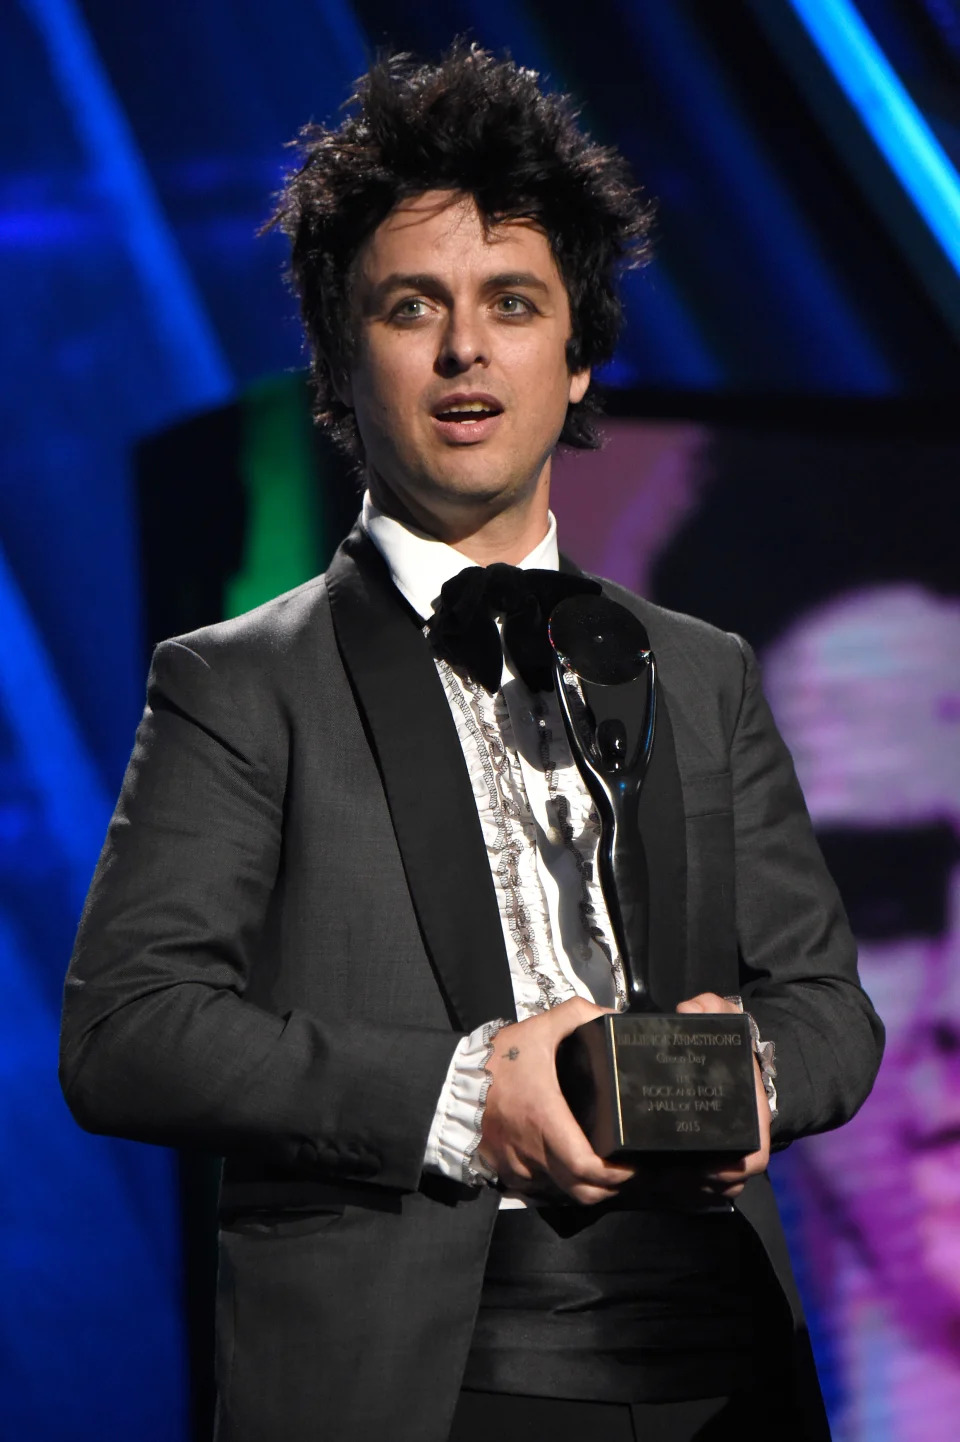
[60,525,883,1442]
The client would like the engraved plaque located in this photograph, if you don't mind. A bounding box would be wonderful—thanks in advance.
[557,1013,760,1158]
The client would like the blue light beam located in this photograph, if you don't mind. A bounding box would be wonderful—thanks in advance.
[787,0,960,278]
[0,541,112,915]
[23,0,233,412]
[316,0,369,81]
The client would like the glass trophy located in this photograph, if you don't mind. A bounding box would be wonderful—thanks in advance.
[548,595,760,1158]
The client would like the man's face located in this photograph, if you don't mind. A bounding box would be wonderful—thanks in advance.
[764,587,960,1335]
[341,190,590,533]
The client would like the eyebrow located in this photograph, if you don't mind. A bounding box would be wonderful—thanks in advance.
[362,270,552,311]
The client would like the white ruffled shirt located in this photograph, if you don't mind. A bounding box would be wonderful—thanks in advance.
[361,494,626,1195]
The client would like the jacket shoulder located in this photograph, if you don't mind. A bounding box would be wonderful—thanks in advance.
[159,573,333,671]
[141,575,337,779]
[592,577,751,747]
[596,577,747,674]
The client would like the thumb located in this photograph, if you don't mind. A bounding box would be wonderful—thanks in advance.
[548,997,615,1042]
[676,992,731,1015]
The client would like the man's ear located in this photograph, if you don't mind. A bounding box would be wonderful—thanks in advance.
[568,367,591,405]
[329,364,353,408]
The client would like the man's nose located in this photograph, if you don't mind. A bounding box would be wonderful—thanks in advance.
[436,309,489,375]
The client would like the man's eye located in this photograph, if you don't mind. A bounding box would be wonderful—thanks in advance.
[392,298,428,320]
[496,295,533,316]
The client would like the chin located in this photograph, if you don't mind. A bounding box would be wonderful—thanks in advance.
[435,446,547,497]
[449,478,524,508]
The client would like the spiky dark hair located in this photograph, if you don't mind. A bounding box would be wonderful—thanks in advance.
[268,40,654,460]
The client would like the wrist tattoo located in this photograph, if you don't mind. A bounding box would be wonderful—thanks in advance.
[505,1046,520,1061]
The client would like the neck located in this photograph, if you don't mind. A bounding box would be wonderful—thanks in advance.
[368,470,552,566]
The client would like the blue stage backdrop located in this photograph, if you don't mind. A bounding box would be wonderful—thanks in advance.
[2,2,959,1438]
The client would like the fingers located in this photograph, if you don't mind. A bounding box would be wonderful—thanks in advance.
[669,1001,770,1199]
[675,992,737,1015]
[701,1061,770,1193]
[706,1161,749,1185]
[540,1091,635,1204]
[701,1125,768,1191]
[701,1161,751,1201]
[494,1071,635,1204]
[651,1158,747,1206]
[492,1144,628,1207]
[567,1182,625,1206]
[550,1149,635,1200]
[546,994,616,1038]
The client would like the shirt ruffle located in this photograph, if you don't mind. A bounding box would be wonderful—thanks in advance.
[426,656,625,1185]
[423,1019,509,1185]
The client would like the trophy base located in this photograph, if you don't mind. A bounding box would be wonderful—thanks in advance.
[557,1013,761,1158]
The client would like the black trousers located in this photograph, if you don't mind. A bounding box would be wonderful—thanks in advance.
[450,1389,801,1441]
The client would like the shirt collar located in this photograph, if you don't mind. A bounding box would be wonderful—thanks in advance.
[360,491,560,621]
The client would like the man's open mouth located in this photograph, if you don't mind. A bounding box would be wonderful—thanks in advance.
[432,395,504,424]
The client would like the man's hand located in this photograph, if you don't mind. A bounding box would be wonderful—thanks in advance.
[674,992,771,1200]
[477,997,635,1205]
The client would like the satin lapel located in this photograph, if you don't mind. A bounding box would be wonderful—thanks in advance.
[564,555,689,1012]
[325,526,516,1030]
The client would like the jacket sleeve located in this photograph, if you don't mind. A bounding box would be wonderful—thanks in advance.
[730,637,884,1147]
[59,638,461,1193]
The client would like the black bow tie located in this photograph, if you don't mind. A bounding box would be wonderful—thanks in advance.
[426,563,602,693]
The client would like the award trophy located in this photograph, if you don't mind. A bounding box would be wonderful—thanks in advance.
[549,595,760,1159]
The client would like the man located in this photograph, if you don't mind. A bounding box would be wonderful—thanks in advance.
[60,44,883,1442]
